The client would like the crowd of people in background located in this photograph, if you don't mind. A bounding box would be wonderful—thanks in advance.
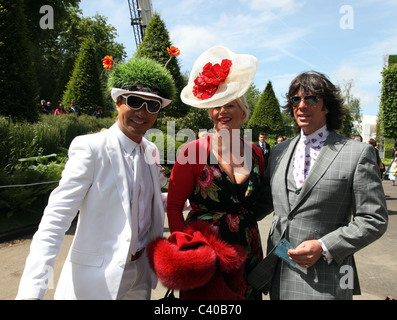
[352,134,397,184]
[40,99,105,118]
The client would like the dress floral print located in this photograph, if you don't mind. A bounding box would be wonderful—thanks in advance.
[186,142,264,300]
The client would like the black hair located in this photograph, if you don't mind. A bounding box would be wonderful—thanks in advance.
[282,71,346,132]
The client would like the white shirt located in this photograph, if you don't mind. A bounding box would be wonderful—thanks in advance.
[115,126,153,252]
[297,125,333,264]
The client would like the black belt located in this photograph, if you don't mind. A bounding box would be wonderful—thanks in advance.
[131,248,144,261]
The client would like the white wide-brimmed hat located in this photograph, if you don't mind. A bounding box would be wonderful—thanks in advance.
[181,46,258,109]
[111,87,172,108]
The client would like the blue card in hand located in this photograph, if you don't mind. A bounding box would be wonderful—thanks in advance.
[274,238,296,266]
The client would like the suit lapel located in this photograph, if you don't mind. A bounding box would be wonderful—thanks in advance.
[106,124,132,225]
[290,131,346,213]
[272,137,299,213]
[141,139,165,240]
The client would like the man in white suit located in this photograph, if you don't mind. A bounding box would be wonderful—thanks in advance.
[249,71,388,299]
[16,58,176,300]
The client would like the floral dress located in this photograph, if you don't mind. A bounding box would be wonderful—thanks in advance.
[185,148,264,300]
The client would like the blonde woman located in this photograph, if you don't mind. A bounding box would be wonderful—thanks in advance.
[167,46,265,300]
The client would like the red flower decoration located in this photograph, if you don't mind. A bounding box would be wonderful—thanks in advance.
[193,59,232,100]
[167,46,180,57]
[102,55,113,69]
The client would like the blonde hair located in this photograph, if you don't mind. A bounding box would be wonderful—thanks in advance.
[208,96,250,124]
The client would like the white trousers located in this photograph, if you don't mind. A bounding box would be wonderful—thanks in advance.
[117,252,153,300]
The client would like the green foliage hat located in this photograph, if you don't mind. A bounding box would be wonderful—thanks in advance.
[108,57,176,108]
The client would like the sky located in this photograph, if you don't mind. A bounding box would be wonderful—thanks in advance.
[79,0,397,116]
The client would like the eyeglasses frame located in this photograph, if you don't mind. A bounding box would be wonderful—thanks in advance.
[121,94,162,114]
[290,95,320,107]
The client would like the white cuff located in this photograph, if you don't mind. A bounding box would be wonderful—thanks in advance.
[318,239,333,265]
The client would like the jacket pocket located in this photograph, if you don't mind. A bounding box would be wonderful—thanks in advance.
[70,249,104,267]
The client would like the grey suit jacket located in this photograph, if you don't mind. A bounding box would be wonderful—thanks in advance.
[249,131,388,299]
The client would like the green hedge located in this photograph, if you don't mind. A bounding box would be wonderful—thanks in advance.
[0,114,115,231]
[0,114,115,174]
[0,114,188,232]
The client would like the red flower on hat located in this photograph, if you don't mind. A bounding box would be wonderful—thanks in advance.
[193,59,232,100]
[167,46,180,57]
[102,55,113,69]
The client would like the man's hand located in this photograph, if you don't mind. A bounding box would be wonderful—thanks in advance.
[288,240,323,268]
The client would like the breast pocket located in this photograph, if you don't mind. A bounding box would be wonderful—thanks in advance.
[316,177,350,197]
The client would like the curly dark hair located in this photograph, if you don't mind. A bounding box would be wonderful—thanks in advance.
[282,71,346,132]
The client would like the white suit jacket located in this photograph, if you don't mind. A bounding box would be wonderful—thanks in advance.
[16,124,165,300]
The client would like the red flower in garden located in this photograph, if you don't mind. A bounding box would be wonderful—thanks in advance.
[102,55,113,69]
[165,46,180,68]
[193,59,232,100]
[167,46,180,57]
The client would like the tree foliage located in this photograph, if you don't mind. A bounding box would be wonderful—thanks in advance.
[1,0,126,120]
[340,108,354,137]
[22,1,81,104]
[0,0,39,121]
[247,81,285,139]
[389,55,397,68]
[245,83,261,116]
[380,64,397,139]
[50,12,126,106]
[135,13,188,118]
[340,80,361,137]
[62,38,103,114]
[23,1,126,107]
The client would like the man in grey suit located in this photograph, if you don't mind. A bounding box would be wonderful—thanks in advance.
[249,71,388,300]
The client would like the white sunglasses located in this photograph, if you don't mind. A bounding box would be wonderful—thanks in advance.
[121,94,162,114]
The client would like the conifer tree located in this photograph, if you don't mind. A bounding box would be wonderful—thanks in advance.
[247,81,285,139]
[380,63,397,140]
[62,37,103,115]
[135,13,187,118]
[0,0,39,121]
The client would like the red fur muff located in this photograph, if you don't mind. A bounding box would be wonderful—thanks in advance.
[147,221,247,299]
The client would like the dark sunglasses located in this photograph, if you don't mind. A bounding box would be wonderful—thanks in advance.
[122,94,161,114]
[290,95,319,107]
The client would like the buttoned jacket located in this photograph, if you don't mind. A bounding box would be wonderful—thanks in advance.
[249,131,388,299]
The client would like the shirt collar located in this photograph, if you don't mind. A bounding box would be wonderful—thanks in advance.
[300,125,329,149]
[115,124,139,155]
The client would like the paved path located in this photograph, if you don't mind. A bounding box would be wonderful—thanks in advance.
[1,181,396,300]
